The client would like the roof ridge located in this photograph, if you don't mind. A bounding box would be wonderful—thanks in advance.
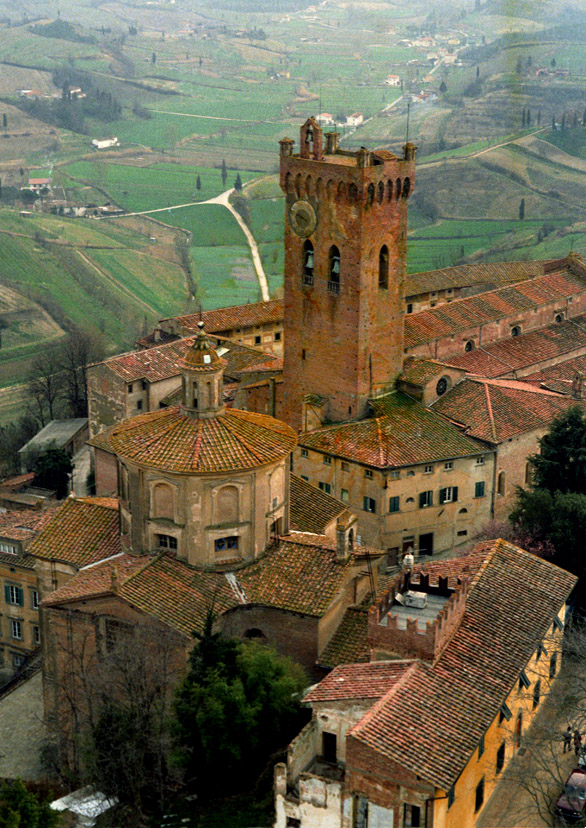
[483,380,497,442]
[350,661,421,736]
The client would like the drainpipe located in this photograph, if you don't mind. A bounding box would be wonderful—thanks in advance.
[269,377,276,417]
[490,447,497,520]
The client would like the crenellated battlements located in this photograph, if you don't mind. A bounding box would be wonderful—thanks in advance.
[368,568,471,662]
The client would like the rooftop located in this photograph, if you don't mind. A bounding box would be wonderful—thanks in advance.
[290,474,348,535]
[165,298,284,333]
[93,405,296,474]
[404,258,586,349]
[346,540,576,791]
[96,334,278,385]
[28,496,121,567]
[299,391,487,469]
[305,661,415,703]
[405,259,546,299]
[43,532,364,633]
[433,377,576,443]
[18,419,88,455]
[446,315,586,378]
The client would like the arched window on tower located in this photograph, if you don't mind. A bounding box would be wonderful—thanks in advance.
[378,181,384,204]
[379,245,389,289]
[367,183,375,206]
[402,177,411,198]
[302,240,314,286]
[328,245,340,294]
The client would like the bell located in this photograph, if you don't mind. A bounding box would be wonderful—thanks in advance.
[331,257,340,275]
[307,126,313,142]
[306,251,314,268]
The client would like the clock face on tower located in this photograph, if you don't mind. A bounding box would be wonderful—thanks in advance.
[289,200,317,238]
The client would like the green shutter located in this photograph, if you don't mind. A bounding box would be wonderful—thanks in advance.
[17,587,24,607]
[453,486,458,502]
[439,488,446,504]
[419,492,426,508]
[3,585,9,604]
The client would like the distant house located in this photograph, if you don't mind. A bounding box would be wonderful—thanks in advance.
[346,112,364,127]
[18,419,89,474]
[315,113,335,126]
[28,178,51,193]
[91,137,119,150]
[18,89,43,100]
[384,74,401,87]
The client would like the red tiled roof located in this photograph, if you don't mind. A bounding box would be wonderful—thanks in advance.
[524,352,586,392]
[305,661,415,702]
[405,260,545,298]
[348,539,576,790]
[167,299,284,333]
[400,357,460,386]
[43,532,362,633]
[28,497,121,567]
[299,392,487,468]
[447,315,586,378]
[432,377,577,443]
[290,475,348,535]
[96,406,296,474]
[318,607,370,668]
[404,266,586,349]
[97,335,278,384]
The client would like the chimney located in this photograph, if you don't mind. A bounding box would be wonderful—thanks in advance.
[325,132,339,154]
[336,512,357,560]
[110,565,119,593]
[573,371,585,400]
[279,137,294,157]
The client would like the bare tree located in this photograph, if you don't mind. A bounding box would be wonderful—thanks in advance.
[58,328,104,418]
[43,613,185,826]
[27,348,64,427]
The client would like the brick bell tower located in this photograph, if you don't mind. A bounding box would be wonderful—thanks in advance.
[279,117,416,431]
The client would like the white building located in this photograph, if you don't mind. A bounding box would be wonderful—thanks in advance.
[384,74,401,87]
[92,137,120,150]
[346,112,364,127]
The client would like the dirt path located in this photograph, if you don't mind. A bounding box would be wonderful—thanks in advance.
[75,250,158,316]
[100,188,270,302]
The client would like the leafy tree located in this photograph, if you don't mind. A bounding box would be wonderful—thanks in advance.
[0,780,60,828]
[174,613,307,796]
[221,158,227,188]
[510,407,586,579]
[32,448,73,498]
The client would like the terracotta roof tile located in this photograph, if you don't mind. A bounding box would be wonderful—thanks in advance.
[524,351,586,392]
[96,335,278,384]
[447,315,586,378]
[433,377,577,443]
[95,406,296,474]
[349,539,577,790]
[400,357,460,386]
[405,260,546,298]
[42,533,360,633]
[290,475,348,535]
[236,538,357,617]
[305,660,414,702]
[28,497,121,567]
[168,299,284,333]
[318,607,370,668]
[405,266,586,349]
[299,392,487,468]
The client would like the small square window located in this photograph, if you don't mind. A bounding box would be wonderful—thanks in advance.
[215,536,239,553]
[341,462,350,472]
[364,469,373,479]
[407,303,413,314]
[10,620,22,640]
[475,481,485,498]
[300,448,308,458]
[444,461,453,470]
[390,469,400,479]
[137,400,143,411]
[127,383,133,394]
[424,464,433,474]
[323,456,332,465]
[389,496,400,513]
[341,489,349,503]
[476,456,485,465]
[157,534,177,550]
[12,654,24,669]
[274,331,282,341]
[319,482,332,495]
[254,335,261,345]
[141,379,147,390]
